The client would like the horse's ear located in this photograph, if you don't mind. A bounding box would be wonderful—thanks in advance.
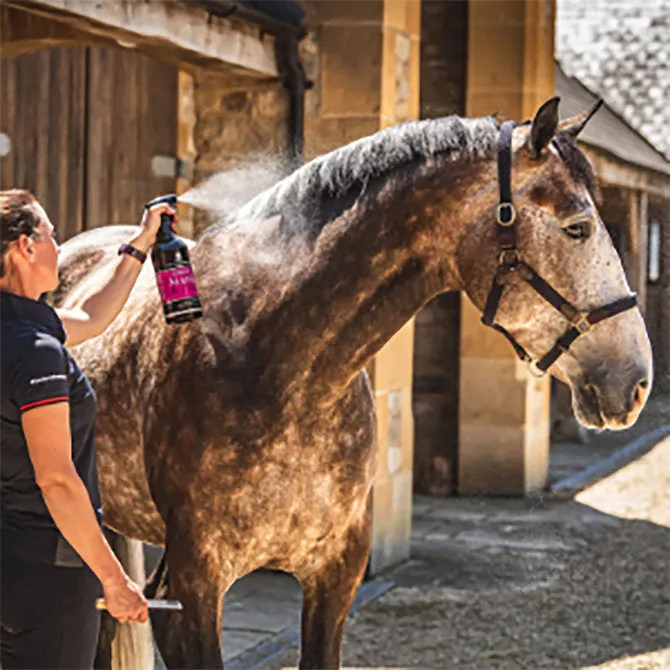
[557,99,604,139]
[528,97,560,158]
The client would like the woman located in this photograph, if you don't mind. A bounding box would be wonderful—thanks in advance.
[0,189,174,668]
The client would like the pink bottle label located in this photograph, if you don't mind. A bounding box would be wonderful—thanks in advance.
[156,266,199,304]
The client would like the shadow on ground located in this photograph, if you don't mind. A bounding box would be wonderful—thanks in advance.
[264,438,670,670]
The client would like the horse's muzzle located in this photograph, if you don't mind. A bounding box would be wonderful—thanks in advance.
[575,368,651,430]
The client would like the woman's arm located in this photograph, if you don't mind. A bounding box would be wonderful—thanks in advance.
[57,202,174,347]
[22,402,148,622]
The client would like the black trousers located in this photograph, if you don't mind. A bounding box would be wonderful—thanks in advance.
[1,553,102,669]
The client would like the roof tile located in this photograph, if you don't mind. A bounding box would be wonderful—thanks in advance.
[557,0,670,159]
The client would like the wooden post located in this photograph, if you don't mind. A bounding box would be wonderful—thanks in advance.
[638,191,649,317]
[625,190,648,317]
[657,209,670,392]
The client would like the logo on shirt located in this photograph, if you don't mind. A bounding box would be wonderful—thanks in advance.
[29,374,67,386]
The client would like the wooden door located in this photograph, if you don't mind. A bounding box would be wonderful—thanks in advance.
[85,46,178,228]
[0,47,88,241]
[1,44,177,241]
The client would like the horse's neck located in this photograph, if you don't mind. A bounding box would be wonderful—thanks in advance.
[239,160,489,411]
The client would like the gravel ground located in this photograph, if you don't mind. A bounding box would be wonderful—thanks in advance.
[265,437,670,670]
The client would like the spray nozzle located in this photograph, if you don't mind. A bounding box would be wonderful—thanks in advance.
[145,194,178,210]
[145,194,178,237]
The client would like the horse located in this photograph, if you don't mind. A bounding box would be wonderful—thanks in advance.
[52,97,652,669]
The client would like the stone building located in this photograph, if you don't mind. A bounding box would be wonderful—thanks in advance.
[2,0,665,576]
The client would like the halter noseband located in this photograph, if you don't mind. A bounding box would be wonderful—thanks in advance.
[481,120,638,376]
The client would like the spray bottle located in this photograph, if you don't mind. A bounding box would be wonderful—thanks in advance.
[145,194,203,325]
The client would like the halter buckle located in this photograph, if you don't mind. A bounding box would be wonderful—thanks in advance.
[528,360,546,378]
[498,249,519,267]
[496,202,517,227]
[573,313,591,334]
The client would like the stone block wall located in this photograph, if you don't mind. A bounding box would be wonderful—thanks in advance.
[177,68,289,237]
[299,1,383,159]
[458,297,551,494]
[371,0,421,575]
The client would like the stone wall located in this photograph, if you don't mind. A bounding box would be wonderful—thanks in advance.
[178,68,289,237]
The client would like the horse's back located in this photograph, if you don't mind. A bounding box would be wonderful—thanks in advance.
[52,226,141,307]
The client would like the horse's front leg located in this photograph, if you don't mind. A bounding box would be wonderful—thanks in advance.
[151,523,230,670]
[296,508,372,669]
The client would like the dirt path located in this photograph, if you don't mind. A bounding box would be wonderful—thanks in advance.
[265,438,670,669]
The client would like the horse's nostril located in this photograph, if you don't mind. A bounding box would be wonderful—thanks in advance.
[633,378,649,408]
[583,382,599,399]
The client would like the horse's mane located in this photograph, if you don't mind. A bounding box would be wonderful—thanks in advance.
[203,115,501,241]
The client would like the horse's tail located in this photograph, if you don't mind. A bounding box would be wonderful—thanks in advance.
[94,529,154,670]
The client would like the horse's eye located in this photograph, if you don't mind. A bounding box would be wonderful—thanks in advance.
[562,220,591,240]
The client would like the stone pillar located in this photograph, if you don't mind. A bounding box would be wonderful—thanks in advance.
[369,0,420,575]
[301,1,384,159]
[301,0,421,573]
[458,0,555,495]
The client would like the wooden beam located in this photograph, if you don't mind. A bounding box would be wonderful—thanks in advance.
[582,145,670,199]
[4,0,278,77]
[0,4,115,57]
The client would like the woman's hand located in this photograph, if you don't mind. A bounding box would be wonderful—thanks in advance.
[131,201,177,253]
[102,576,149,624]
[57,197,178,346]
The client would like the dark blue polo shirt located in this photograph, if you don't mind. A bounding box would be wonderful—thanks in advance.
[1,291,102,566]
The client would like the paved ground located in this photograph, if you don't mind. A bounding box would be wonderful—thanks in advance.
[264,436,670,670]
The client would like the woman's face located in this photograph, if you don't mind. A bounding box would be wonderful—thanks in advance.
[30,205,60,293]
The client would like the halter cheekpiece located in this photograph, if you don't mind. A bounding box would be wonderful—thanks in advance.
[481,120,639,376]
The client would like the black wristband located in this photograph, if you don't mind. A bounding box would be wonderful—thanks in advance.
[118,243,147,264]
